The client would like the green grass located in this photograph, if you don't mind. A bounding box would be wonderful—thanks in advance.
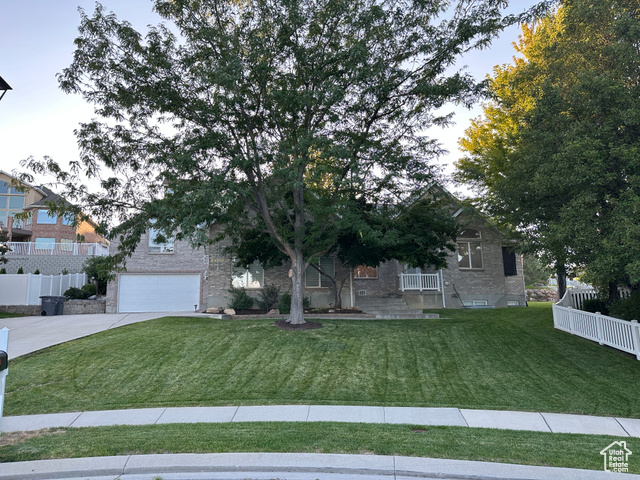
[0,312,25,318]
[5,303,640,417]
[0,422,635,472]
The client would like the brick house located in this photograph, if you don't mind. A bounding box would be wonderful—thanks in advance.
[106,186,526,313]
[0,170,108,274]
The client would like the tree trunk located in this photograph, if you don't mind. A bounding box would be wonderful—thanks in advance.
[556,264,567,301]
[608,281,618,304]
[288,249,306,324]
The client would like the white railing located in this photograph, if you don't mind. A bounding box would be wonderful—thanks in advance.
[399,273,440,292]
[0,273,87,306]
[553,291,640,360]
[6,242,108,257]
[0,327,7,433]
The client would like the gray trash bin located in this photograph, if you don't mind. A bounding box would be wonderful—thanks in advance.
[40,296,65,316]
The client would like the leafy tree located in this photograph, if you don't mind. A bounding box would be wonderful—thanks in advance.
[22,0,542,324]
[82,256,117,295]
[456,0,640,301]
[0,229,9,265]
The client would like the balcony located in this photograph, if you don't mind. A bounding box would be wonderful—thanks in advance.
[6,242,109,257]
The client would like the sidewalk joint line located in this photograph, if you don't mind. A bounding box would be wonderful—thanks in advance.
[458,409,469,427]
[230,405,239,422]
[540,412,553,433]
[154,407,168,425]
[615,417,632,437]
[67,411,84,428]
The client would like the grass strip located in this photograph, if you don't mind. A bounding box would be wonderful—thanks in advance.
[0,422,635,472]
[5,303,640,417]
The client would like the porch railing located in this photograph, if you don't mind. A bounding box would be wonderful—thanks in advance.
[6,242,109,257]
[399,273,440,292]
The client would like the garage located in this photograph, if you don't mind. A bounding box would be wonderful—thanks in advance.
[118,274,201,313]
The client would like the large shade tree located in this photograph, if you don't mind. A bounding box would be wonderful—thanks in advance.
[456,0,640,300]
[22,0,543,323]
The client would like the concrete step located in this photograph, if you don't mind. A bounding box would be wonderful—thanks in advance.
[357,296,439,320]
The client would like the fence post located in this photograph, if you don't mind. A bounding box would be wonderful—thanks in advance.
[596,312,604,345]
[631,320,640,361]
[567,307,575,334]
[0,327,9,434]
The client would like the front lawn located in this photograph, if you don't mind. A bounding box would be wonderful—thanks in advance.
[5,303,640,417]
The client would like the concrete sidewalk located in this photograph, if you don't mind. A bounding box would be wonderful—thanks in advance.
[1,452,638,480]
[3,404,640,437]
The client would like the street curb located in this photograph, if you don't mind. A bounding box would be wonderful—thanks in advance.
[1,453,639,480]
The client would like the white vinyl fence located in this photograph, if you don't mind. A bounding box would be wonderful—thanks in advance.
[553,290,640,360]
[0,327,8,433]
[0,273,86,306]
[398,273,441,292]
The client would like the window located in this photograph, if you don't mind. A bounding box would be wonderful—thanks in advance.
[8,196,24,209]
[61,238,74,251]
[37,209,57,224]
[62,214,74,226]
[232,261,264,289]
[502,247,517,276]
[148,227,174,253]
[354,265,378,278]
[0,183,21,195]
[8,211,23,229]
[35,237,55,250]
[463,300,489,306]
[306,257,335,287]
[0,211,5,226]
[457,229,483,269]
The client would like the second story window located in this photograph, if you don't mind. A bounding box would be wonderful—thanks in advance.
[148,227,174,253]
[37,209,57,224]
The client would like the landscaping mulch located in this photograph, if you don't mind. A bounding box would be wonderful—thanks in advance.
[274,320,323,330]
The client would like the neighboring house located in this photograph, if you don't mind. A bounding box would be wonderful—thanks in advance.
[105,186,526,313]
[0,170,108,274]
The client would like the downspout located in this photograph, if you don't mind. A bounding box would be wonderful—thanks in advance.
[350,269,354,308]
[440,269,446,308]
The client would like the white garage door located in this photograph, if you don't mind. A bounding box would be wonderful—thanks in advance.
[118,274,201,313]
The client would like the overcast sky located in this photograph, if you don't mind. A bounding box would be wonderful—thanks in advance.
[0,0,541,198]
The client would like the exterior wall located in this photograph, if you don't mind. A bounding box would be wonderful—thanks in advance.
[106,233,209,313]
[2,255,88,274]
[28,209,78,242]
[64,299,106,315]
[439,217,526,308]
[353,260,400,298]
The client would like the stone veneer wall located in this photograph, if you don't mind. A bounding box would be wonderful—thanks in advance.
[2,255,88,275]
[0,299,106,315]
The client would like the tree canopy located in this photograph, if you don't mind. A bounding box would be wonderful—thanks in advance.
[22,0,543,322]
[456,0,640,299]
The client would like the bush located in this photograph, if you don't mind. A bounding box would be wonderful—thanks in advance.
[609,291,640,321]
[82,283,98,296]
[0,268,5,274]
[278,292,310,314]
[227,286,254,310]
[257,283,280,310]
[34,269,40,275]
[582,298,609,315]
[17,267,23,274]
[64,287,91,300]
[82,256,116,295]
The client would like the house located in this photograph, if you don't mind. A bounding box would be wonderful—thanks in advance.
[105,186,526,313]
[0,170,108,274]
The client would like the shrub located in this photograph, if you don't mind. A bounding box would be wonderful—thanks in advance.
[582,298,609,315]
[17,267,23,274]
[81,283,98,296]
[82,256,116,294]
[64,287,90,300]
[609,291,640,321]
[0,268,5,274]
[34,269,40,275]
[61,268,69,275]
[278,293,310,314]
[257,283,280,310]
[227,286,254,310]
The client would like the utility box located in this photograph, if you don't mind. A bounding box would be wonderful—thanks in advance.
[40,296,65,316]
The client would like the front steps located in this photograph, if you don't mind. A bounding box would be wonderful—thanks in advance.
[356,296,439,320]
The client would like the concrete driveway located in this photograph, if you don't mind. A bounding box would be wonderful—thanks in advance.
[0,311,209,358]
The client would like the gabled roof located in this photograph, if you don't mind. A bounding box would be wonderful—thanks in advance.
[0,170,46,196]
[24,186,72,209]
